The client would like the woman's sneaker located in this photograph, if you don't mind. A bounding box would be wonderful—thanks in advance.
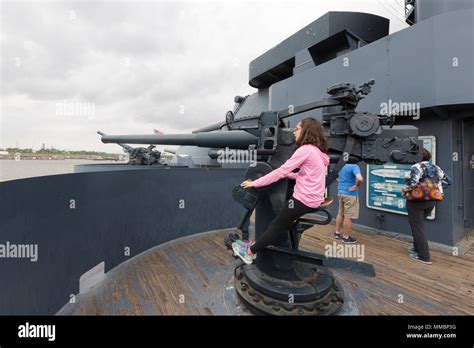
[341,235,357,244]
[235,239,255,247]
[409,253,432,265]
[232,242,256,265]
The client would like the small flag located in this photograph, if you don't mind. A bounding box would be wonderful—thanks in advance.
[154,129,164,135]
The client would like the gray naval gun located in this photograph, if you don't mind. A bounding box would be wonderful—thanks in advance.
[100,79,423,314]
[0,0,473,315]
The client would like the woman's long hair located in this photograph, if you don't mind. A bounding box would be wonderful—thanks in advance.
[295,117,329,153]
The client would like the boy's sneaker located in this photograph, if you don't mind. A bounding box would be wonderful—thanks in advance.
[409,253,432,265]
[407,245,417,255]
[341,235,357,244]
[232,242,256,265]
[334,231,341,239]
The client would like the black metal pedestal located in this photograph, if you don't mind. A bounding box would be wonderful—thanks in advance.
[234,261,344,315]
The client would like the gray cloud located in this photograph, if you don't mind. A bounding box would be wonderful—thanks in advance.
[1,0,408,152]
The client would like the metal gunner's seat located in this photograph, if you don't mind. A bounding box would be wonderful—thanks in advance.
[289,196,334,249]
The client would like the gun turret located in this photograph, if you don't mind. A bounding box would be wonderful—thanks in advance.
[99,80,422,172]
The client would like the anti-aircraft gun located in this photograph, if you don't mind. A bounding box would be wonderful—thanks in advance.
[100,80,422,315]
[97,131,163,165]
[100,80,420,172]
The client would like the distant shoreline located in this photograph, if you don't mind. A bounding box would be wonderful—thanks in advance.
[0,154,120,161]
[0,156,119,161]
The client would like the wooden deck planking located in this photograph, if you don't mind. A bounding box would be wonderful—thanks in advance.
[300,224,474,315]
[59,225,473,315]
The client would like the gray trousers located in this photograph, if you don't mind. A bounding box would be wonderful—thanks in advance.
[405,200,436,261]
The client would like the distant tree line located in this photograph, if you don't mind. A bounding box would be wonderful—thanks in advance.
[0,147,118,157]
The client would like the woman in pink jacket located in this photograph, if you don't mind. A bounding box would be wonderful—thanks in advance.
[233,117,330,264]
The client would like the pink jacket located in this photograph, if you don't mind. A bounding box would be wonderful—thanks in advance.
[252,144,330,208]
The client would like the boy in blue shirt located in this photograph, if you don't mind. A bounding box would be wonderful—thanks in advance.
[335,164,364,243]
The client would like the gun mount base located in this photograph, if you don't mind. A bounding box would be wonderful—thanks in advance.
[234,262,344,315]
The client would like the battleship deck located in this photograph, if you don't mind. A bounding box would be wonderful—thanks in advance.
[58,225,474,315]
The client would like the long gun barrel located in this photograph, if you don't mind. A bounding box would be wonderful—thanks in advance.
[97,131,134,152]
[101,131,259,150]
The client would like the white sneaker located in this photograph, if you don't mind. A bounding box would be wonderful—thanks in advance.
[232,242,256,265]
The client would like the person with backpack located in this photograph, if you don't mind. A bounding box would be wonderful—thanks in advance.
[402,149,453,265]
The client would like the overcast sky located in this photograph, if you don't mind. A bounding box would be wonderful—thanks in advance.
[0,0,409,153]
